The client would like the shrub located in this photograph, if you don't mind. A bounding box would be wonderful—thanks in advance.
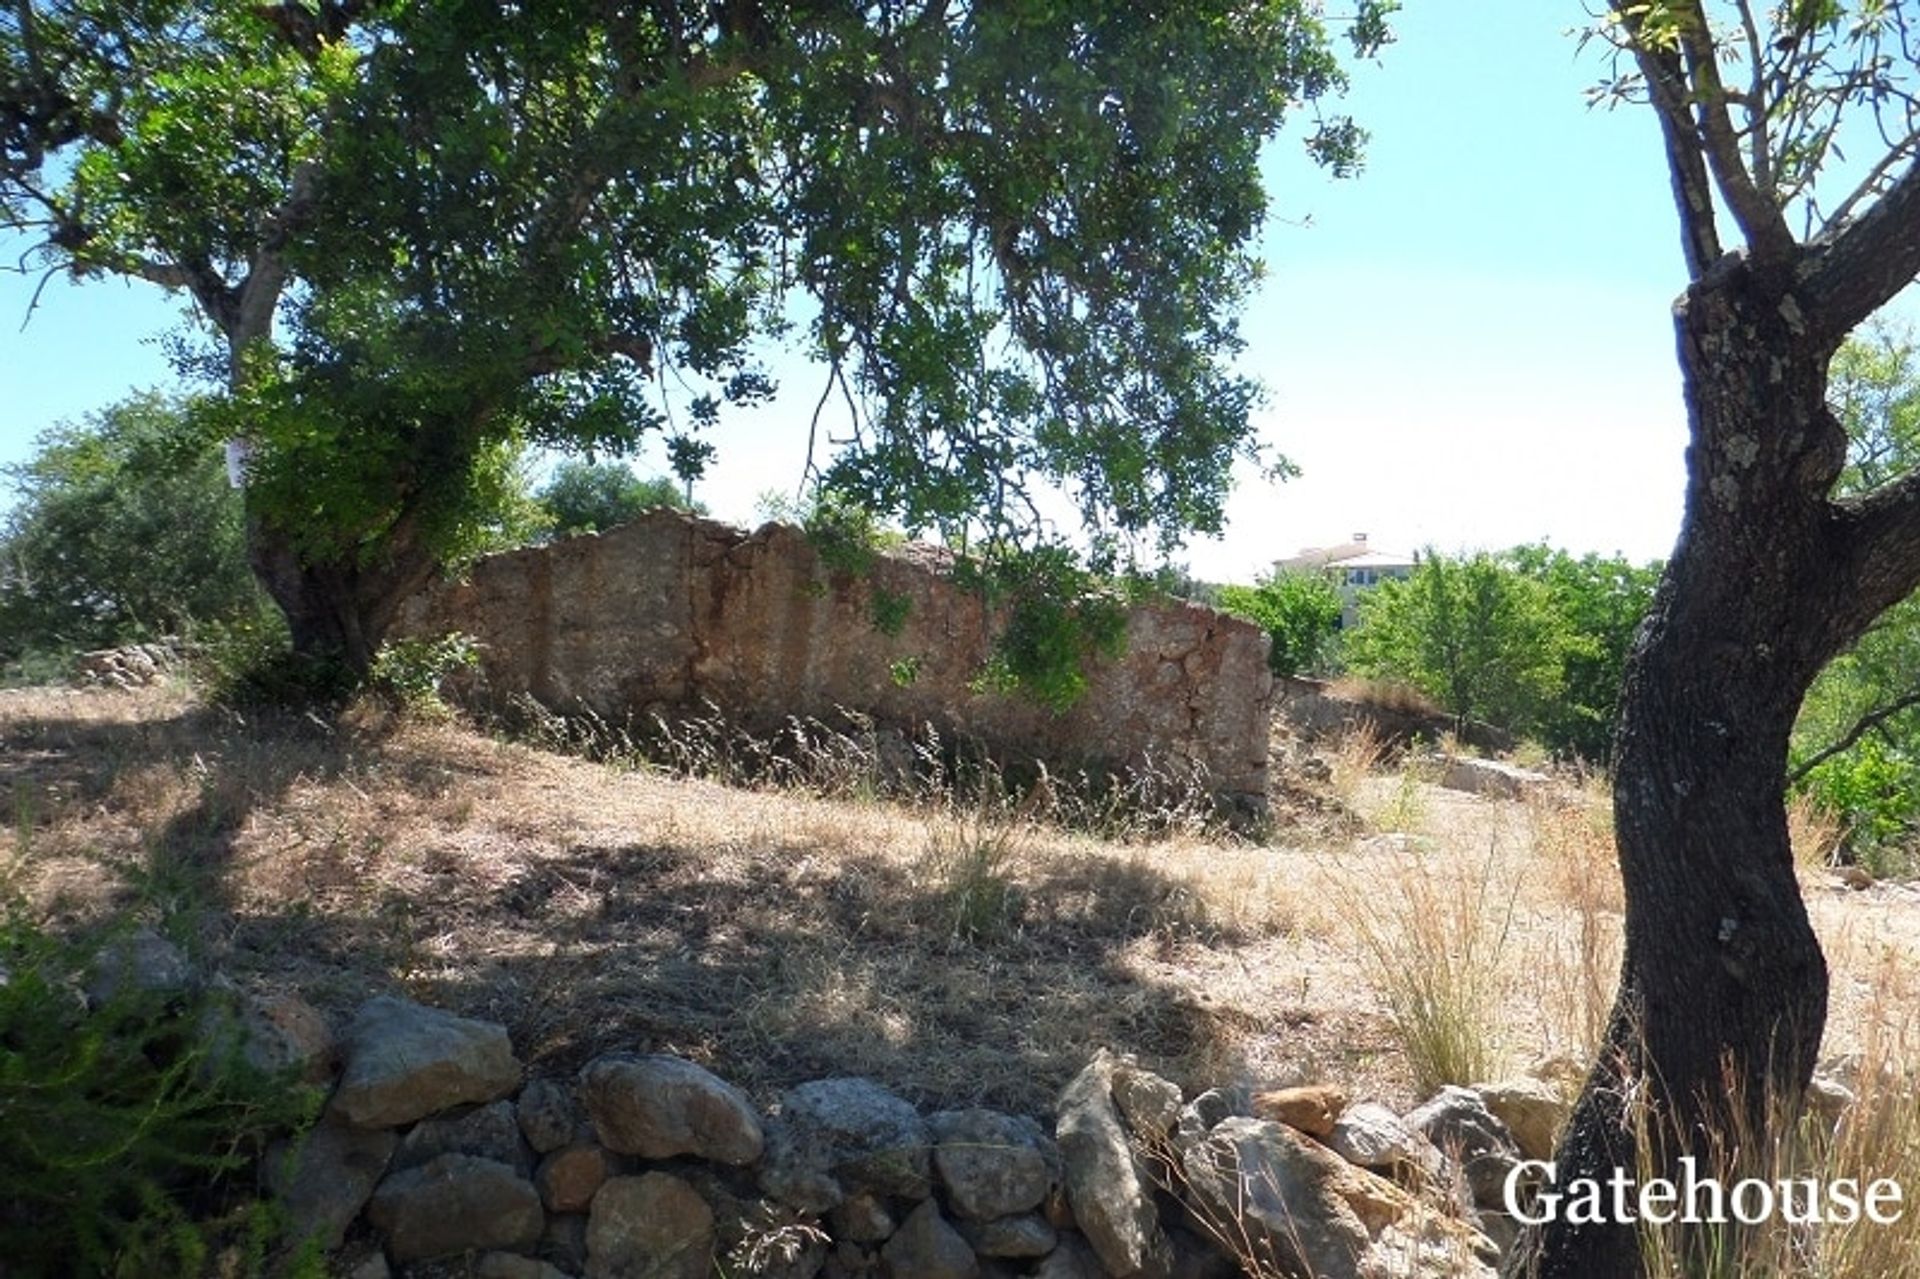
[0,912,323,1276]
[1217,572,1343,677]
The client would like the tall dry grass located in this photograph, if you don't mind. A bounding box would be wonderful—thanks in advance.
[1327,837,1519,1094]
[1631,974,1920,1278]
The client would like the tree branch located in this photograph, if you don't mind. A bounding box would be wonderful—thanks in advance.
[1671,2,1797,265]
[1624,33,1723,277]
[1788,687,1920,785]
[1801,158,1920,342]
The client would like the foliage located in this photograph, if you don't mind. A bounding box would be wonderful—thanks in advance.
[1501,544,1659,762]
[0,394,260,665]
[0,911,323,1277]
[970,548,1131,713]
[1,0,1394,669]
[537,460,702,537]
[1789,323,1920,865]
[1344,552,1568,735]
[368,631,481,718]
[1216,571,1343,677]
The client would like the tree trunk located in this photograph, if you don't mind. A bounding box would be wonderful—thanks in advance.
[247,510,439,677]
[1512,257,1856,1278]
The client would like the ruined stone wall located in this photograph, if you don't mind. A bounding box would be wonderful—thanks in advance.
[395,510,1272,811]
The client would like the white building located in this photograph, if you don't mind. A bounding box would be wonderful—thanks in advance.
[1273,534,1418,628]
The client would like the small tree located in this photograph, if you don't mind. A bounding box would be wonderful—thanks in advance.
[0,393,260,663]
[1344,552,1566,733]
[1216,571,1343,677]
[538,461,703,537]
[1502,544,1660,763]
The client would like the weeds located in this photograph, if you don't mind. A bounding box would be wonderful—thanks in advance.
[1332,839,1518,1094]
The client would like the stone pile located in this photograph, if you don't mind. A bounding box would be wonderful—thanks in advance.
[244,985,1589,1279]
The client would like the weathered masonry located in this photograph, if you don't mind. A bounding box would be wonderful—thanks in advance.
[397,510,1273,814]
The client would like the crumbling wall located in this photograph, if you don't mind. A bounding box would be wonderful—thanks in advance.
[395,510,1272,812]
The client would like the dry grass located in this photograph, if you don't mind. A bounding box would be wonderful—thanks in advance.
[7,683,1920,1154]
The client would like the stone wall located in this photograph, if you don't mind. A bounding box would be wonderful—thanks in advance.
[396,511,1273,813]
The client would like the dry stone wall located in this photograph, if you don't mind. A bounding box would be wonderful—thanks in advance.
[396,511,1273,814]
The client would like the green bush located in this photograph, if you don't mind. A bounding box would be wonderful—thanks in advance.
[1216,571,1342,677]
[0,913,323,1277]
[1795,737,1920,876]
[368,631,482,716]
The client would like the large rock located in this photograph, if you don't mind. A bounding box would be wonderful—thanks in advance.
[1404,1087,1528,1213]
[239,991,335,1082]
[1473,1079,1568,1164]
[587,1173,715,1279]
[579,1054,763,1164]
[1177,1117,1410,1279]
[537,1139,618,1214]
[880,1200,977,1279]
[331,996,521,1128]
[85,926,195,1008]
[270,1120,397,1253]
[1055,1051,1171,1279]
[366,1153,544,1262]
[1437,755,1549,800]
[1252,1084,1347,1140]
[1329,1102,1442,1178]
[394,1099,533,1176]
[957,1213,1057,1259]
[518,1076,583,1154]
[929,1108,1056,1220]
[1110,1064,1184,1145]
[759,1078,931,1212]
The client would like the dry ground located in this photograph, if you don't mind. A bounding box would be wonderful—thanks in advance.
[5,682,1920,1124]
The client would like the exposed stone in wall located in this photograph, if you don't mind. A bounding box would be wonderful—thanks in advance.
[396,511,1273,814]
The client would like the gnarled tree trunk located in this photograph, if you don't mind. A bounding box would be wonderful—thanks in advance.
[248,511,440,677]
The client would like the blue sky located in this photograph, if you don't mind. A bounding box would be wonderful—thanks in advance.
[2,3,1905,581]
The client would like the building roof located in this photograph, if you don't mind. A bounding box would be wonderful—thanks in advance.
[1276,535,1417,573]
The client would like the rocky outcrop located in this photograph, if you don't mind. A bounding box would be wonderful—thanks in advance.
[395,511,1273,816]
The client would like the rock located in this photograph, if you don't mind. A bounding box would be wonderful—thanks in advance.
[476,1253,575,1279]
[1055,1050,1171,1279]
[824,1239,878,1279]
[1166,1226,1238,1279]
[880,1200,978,1279]
[957,1213,1056,1258]
[544,1213,590,1274]
[1806,1072,1856,1125]
[366,1153,544,1262]
[519,1076,583,1154]
[344,1251,392,1279]
[579,1054,764,1165]
[1252,1083,1347,1139]
[538,1140,617,1214]
[1329,1102,1442,1177]
[829,1192,895,1243]
[1437,755,1549,800]
[760,1078,931,1211]
[1464,1151,1534,1212]
[394,1099,534,1176]
[85,926,195,1008]
[1403,1087,1519,1164]
[239,991,335,1082]
[587,1173,715,1279]
[1033,1235,1104,1279]
[270,1120,397,1253]
[1176,1086,1251,1145]
[332,995,520,1128]
[1111,1064,1184,1145]
[1473,1079,1569,1163]
[929,1108,1056,1220]
[1178,1117,1413,1279]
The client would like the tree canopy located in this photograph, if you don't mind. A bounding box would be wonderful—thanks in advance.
[2,0,1395,670]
